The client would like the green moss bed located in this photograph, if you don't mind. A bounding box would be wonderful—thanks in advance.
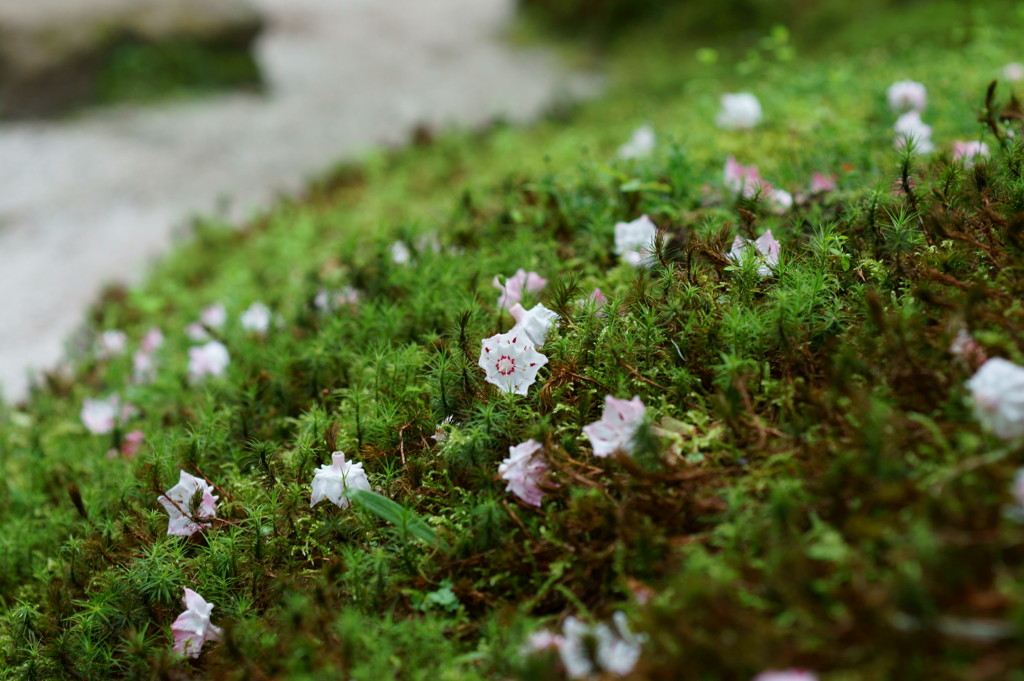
[4,3,1024,679]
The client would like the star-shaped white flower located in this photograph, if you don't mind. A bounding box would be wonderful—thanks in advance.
[478,330,548,396]
[583,395,646,458]
[967,358,1024,440]
[509,303,560,347]
[614,215,658,267]
[310,451,371,508]
[158,471,218,536]
[716,92,762,129]
[727,229,782,277]
[886,80,927,113]
[171,588,223,658]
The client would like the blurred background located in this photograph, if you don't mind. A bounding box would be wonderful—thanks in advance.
[0,0,602,403]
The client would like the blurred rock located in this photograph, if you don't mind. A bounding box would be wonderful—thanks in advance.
[0,0,262,118]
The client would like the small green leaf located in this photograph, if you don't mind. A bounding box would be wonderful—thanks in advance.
[348,489,447,551]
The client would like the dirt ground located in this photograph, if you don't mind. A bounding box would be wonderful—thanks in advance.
[0,0,601,403]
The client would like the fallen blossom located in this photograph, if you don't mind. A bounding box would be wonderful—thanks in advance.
[310,451,371,508]
[478,330,548,396]
[894,111,935,154]
[171,588,223,658]
[240,302,272,334]
[431,415,454,443]
[583,395,646,458]
[158,471,218,536]
[314,286,360,312]
[809,172,837,194]
[498,439,549,507]
[769,188,793,214]
[582,288,608,315]
[966,357,1024,440]
[390,240,411,265]
[1004,62,1024,82]
[140,328,164,353]
[188,341,230,383]
[201,303,227,329]
[493,269,547,310]
[510,303,560,347]
[952,140,990,167]
[614,214,658,267]
[519,629,564,656]
[81,395,134,435]
[716,92,762,129]
[107,429,145,459]
[723,156,768,198]
[617,124,656,159]
[558,613,645,679]
[753,671,818,681]
[887,80,927,113]
[132,349,157,385]
[1011,468,1024,514]
[727,229,781,277]
[96,330,127,359]
[949,329,987,369]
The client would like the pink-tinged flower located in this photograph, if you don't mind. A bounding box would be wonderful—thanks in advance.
[966,358,1024,440]
[617,124,655,160]
[240,302,272,334]
[809,172,837,194]
[1011,468,1024,513]
[96,330,127,359]
[753,670,818,681]
[498,439,549,507]
[132,350,157,385]
[201,304,227,329]
[724,157,769,198]
[716,93,762,129]
[520,629,565,656]
[727,229,781,277]
[583,395,646,458]
[952,141,990,167]
[140,328,165,353]
[171,588,223,658]
[585,288,608,311]
[949,329,988,369]
[158,471,218,536]
[614,215,658,267]
[894,111,935,154]
[887,80,927,113]
[188,341,230,383]
[768,188,793,214]
[310,451,371,509]
[478,331,548,396]
[390,240,411,265]
[81,395,135,435]
[493,269,547,310]
[1004,62,1024,82]
[315,286,361,312]
[107,429,145,459]
[510,303,560,347]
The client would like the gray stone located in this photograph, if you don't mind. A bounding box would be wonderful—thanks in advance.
[0,0,263,118]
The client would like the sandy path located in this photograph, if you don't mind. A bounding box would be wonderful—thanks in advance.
[0,0,600,403]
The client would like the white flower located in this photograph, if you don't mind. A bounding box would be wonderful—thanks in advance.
[81,395,134,435]
[519,629,564,656]
[315,286,361,312]
[966,357,1024,440]
[96,330,127,359]
[432,415,454,443]
[727,229,781,277]
[310,451,371,508]
[140,328,164,353]
[132,350,157,384]
[200,303,227,329]
[583,395,646,458]
[510,303,560,347]
[478,330,548,396]
[887,80,927,113]
[390,241,411,265]
[558,612,644,678]
[498,439,549,507]
[768,188,793,214]
[158,471,218,536]
[753,671,818,681]
[952,141,990,167]
[240,302,272,334]
[171,588,223,658]
[1004,62,1024,82]
[1011,468,1024,514]
[188,341,230,383]
[716,93,762,130]
[617,125,656,160]
[595,612,645,676]
[614,215,658,267]
[894,111,935,154]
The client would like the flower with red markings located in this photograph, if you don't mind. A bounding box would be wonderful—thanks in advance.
[478,331,548,395]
